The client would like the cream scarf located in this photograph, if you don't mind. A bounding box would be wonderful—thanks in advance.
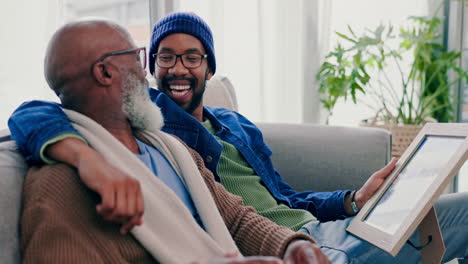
[64,109,239,264]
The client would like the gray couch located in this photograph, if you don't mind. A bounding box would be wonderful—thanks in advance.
[0,77,391,263]
[0,130,26,264]
[203,75,392,192]
[258,123,391,192]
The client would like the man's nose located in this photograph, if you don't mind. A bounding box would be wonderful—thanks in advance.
[168,57,189,75]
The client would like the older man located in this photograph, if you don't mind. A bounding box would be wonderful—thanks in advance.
[19,19,329,264]
[9,12,468,263]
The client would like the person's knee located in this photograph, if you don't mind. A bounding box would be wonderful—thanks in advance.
[434,192,468,235]
[435,192,468,211]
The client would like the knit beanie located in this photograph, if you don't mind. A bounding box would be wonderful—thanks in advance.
[149,12,216,75]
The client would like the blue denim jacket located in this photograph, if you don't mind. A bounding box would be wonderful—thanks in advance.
[8,88,351,221]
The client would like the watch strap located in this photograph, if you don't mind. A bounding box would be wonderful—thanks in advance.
[350,191,360,214]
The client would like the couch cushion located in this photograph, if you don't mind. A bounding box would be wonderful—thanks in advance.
[203,75,239,111]
[0,129,27,264]
[257,123,391,192]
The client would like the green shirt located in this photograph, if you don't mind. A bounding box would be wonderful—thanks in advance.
[203,119,316,231]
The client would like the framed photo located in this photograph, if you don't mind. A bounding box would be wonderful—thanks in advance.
[347,123,468,256]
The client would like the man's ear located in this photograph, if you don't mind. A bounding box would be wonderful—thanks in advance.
[92,62,113,86]
[205,68,213,81]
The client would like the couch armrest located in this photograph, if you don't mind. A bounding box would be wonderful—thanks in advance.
[256,123,391,192]
[0,128,11,141]
[0,129,25,264]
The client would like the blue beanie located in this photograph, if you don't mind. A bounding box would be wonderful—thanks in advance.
[149,12,216,75]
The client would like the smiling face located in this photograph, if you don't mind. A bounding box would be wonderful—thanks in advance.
[154,33,213,121]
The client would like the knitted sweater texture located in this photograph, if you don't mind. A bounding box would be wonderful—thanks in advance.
[20,144,314,263]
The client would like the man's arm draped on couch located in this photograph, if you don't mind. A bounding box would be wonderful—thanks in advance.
[9,98,356,222]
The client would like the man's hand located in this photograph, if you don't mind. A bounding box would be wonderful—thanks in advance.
[207,256,283,264]
[354,158,397,210]
[283,240,330,264]
[45,138,144,234]
[207,240,329,264]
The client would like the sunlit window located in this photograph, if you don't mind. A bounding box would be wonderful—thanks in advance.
[64,0,151,48]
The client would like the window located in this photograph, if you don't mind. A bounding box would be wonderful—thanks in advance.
[448,1,468,192]
[64,0,151,48]
[0,0,152,127]
[326,0,432,126]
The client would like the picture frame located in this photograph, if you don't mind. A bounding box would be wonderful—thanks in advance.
[347,123,468,256]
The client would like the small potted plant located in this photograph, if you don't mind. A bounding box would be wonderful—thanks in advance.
[317,12,468,157]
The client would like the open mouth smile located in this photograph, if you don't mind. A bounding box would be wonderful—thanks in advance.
[169,84,191,96]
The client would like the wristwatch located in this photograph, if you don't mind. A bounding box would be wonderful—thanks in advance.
[350,191,360,214]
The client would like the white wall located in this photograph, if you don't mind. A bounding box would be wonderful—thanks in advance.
[0,0,63,128]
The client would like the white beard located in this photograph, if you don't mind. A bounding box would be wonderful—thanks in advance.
[122,72,164,132]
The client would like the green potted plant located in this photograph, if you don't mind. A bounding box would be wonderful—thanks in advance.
[316,11,468,156]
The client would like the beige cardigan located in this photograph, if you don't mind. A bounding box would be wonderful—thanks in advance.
[20,111,315,264]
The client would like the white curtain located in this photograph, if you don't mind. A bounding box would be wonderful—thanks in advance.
[0,0,64,128]
[446,0,468,192]
[173,0,332,123]
[302,0,332,124]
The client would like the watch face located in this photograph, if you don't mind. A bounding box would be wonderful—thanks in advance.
[351,200,359,213]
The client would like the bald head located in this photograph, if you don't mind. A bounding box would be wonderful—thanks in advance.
[43,19,162,147]
[44,19,134,96]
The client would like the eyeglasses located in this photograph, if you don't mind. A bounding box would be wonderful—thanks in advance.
[95,47,147,69]
[153,53,208,69]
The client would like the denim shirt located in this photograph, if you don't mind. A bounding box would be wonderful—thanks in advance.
[8,88,351,221]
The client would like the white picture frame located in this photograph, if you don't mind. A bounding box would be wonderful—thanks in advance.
[347,123,468,256]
